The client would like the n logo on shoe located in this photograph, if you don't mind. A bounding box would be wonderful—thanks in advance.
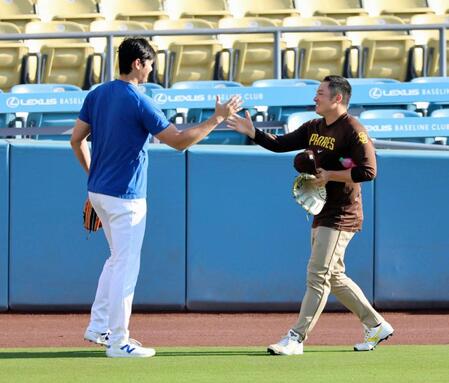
[120,344,136,354]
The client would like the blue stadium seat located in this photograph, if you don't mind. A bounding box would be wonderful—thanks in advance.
[430,109,449,118]
[0,88,23,130]
[349,79,416,116]
[347,78,400,84]
[359,108,428,143]
[411,77,449,83]
[286,111,320,133]
[412,77,449,114]
[253,79,320,122]
[360,109,449,144]
[169,80,248,144]
[171,81,243,89]
[0,89,6,129]
[252,79,320,87]
[173,81,244,124]
[10,84,81,93]
[138,82,164,93]
[359,109,421,119]
[429,109,449,144]
[10,83,82,140]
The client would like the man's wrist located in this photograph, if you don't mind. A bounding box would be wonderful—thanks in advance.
[248,126,256,139]
[251,127,261,140]
[210,113,225,125]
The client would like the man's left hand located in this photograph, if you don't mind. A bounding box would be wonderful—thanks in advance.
[312,168,330,187]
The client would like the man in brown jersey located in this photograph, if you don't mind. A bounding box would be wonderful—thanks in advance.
[227,75,394,355]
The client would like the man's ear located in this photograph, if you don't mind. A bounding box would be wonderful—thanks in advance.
[335,93,343,104]
[132,58,141,70]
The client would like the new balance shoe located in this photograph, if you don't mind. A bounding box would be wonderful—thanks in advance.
[267,329,304,355]
[106,342,156,358]
[84,329,110,346]
[354,321,394,351]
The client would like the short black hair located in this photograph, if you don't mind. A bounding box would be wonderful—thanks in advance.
[322,75,352,105]
[118,37,156,75]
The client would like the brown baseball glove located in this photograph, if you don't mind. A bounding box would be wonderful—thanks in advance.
[83,199,102,233]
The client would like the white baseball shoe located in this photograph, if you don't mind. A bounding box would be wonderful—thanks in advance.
[84,329,110,346]
[354,321,394,351]
[267,329,304,355]
[106,340,156,358]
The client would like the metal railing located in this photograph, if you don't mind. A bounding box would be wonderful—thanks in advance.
[0,23,448,81]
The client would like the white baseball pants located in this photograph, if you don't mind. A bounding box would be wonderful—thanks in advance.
[86,192,147,346]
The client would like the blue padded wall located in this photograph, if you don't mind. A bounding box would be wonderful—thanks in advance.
[134,145,186,310]
[186,146,374,311]
[9,141,185,310]
[0,140,9,311]
[374,150,449,309]
[9,142,449,311]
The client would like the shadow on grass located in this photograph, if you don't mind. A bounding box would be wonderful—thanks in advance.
[0,348,353,359]
[305,349,353,353]
[157,350,268,357]
[157,349,352,357]
[0,350,105,359]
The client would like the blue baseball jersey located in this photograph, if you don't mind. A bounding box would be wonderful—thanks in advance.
[79,80,170,199]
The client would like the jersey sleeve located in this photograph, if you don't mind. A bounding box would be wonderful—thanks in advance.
[252,120,312,152]
[139,95,171,135]
[348,122,377,183]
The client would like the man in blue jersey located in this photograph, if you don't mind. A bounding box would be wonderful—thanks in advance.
[71,37,242,358]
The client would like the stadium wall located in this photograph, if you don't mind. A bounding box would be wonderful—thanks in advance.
[0,141,8,311]
[186,146,374,311]
[7,140,185,311]
[374,151,449,310]
[0,140,448,311]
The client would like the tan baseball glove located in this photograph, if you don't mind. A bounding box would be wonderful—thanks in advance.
[292,173,327,215]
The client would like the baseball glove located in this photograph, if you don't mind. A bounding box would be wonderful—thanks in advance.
[292,173,327,215]
[83,199,102,233]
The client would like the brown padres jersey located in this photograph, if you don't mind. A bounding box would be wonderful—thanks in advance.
[253,113,376,232]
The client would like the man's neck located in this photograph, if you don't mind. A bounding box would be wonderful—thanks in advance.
[323,108,347,126]
[119,74,139,86]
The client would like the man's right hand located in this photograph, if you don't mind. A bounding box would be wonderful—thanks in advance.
[213,95,243,122]
[226,110,256,139]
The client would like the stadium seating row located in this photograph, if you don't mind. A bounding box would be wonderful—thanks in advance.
[1,0,449,28]
[1,79,449,145]
[1,15,449,91]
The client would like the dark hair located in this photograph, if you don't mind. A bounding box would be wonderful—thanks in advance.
[322,75,352,105]
[118,37,156,75]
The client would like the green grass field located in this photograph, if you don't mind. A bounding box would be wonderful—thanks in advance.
[0,346,448,383]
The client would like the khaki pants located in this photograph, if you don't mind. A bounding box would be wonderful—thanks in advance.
[292,226,384,341]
